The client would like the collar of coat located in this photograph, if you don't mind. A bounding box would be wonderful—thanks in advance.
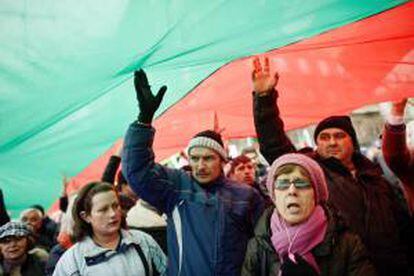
[311,152,383,181]
[254,204,347,259]
[80,229,142,260]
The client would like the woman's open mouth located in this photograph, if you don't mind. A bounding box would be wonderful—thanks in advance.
[287,203,300,212]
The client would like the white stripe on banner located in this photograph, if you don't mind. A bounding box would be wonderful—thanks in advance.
[172,200,184,275]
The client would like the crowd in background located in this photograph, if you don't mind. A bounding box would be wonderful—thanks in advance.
[1,58,413,275]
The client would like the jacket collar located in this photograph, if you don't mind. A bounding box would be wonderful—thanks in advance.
[312,151,382,181]
[194,174,226,191]
[81,229,140,259]
[255,205,345,258]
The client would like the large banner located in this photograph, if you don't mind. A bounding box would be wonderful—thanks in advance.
[1,1,412,217]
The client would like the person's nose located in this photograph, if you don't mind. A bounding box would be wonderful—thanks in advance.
[327,136,338,146]
[287,182,298,195]
[198,159,207,169]
[108,207,117,218]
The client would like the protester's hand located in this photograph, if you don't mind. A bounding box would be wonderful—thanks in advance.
[252,56,279,95]
[134,69,167,124]
[114,140,123,157]
[390,98,408,117]
[62,175,70,197]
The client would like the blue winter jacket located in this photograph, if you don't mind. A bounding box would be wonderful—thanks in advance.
[122,123,265,276]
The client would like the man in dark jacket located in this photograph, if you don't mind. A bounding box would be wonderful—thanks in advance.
[227,154,272,207]
[122,70,265,275]
[20,207,57,251]
[251,57,412,275]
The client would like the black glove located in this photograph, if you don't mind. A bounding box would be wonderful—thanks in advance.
[134,69,167,124]
[280,254,318,276]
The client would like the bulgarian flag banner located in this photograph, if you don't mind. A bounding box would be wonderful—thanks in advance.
[1,0,413,217]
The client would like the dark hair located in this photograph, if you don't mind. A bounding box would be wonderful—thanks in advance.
[227,155,252,177]
[116,171,127,192]
[72,182,126,242]
[274,164,310,181]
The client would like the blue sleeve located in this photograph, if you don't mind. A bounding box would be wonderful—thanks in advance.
[122,122,186,213]
[250,188,266,229]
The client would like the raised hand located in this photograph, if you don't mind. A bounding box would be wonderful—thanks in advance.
[61,175,70,197]
[134,69,167,124]
[252,56,279,95]
[390,98,408,117]
[114,140,123,157]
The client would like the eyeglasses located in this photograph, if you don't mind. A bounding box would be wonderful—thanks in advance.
[274,178,312,190]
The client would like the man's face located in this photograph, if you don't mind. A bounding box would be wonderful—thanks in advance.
[316,128,354,164]
[21,210,43,232]
[0,236,29,261]
[230,161,255,185]
[189,147,223,185]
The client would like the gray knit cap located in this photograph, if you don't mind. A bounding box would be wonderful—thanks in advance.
[187,130,227,160]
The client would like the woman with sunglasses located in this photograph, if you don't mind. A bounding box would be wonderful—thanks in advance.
[53,182,166,276]
[242,153,376,275]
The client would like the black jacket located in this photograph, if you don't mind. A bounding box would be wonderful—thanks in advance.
[253,90,412,275]
[242,206,376,276]
[37,216,58,251]
[1,253,45,276]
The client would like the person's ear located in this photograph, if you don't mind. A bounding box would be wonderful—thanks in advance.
[80,211,90,223]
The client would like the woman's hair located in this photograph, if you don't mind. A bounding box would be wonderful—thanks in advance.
[274,164,311,181]
[72,182,126,242]
[59,194,77,237]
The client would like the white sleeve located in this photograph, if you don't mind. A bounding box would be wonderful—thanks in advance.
[140,231,168,275]
[52,248,81,276]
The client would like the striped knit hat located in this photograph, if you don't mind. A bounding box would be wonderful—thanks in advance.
[266,153,329,204]
[187,130,227,160]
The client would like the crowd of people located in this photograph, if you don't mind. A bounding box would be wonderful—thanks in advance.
[1,57,413,275]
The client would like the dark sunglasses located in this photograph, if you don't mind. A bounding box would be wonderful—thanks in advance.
[274,178,312,190]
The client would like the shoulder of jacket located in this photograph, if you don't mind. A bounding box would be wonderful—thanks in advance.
[54,244,83,275]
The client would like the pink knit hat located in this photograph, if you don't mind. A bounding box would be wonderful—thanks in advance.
[266,153,329,204]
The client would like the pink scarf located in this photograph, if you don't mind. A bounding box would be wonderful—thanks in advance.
[270,205,327,274]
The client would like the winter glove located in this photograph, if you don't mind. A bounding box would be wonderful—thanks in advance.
[134,69,167,124]
[280,254,318,276]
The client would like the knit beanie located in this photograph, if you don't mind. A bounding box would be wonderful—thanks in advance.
[313,115,360,151]
[187,130,227,160]
[266,153,329,204]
